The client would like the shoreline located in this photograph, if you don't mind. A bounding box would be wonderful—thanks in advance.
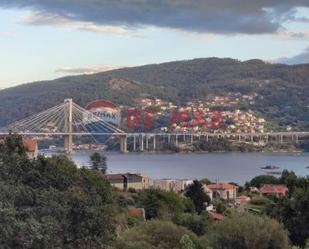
[41,149,307,155]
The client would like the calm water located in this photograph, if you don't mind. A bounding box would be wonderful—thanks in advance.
[61,151,309,184]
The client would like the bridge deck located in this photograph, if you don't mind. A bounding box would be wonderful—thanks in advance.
[0,132,309,136]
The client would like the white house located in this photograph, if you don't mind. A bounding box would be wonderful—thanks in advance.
[204,183,238,202]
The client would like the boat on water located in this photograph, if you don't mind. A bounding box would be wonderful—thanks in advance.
[261,165,280,170]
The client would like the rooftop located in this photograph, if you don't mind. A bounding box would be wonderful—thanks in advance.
[207,183,237,190]
[23,139,37,153]
[260,184,288,194]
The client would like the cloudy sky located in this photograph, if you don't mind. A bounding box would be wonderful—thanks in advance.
[0,0,309,88]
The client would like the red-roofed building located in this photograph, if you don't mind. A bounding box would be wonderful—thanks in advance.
[23,139,38,159]
[259,184,288,197]
[205,183,238,201]
[237,195,251,203]
[209,211,224,221]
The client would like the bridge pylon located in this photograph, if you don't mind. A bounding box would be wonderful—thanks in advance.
[64,99,73,155]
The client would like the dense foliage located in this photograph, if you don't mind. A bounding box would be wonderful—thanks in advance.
[270,188,309,247]
[204,213,290,249]
[0,135,308,249]
[1,58,309,129]
[0,135,115,249]
[137,189,189,220]
[265,179,309,246]
[114,220,203,249]
[245,170,309,247]
[173,212,211,236]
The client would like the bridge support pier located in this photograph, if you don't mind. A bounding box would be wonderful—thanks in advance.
[133,136,137,151]
[120,135,128,153]
[64,99,73,155]
[146,136,149,150]
[153,135,156,151]
[276,134,283,144]
[168,134,171,144]
[140,135,144,152]
[292,135,299,144]
[64,135,73,155]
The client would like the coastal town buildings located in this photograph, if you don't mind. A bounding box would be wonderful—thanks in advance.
[134,94,266,134]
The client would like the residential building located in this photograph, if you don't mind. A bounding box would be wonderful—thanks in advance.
[153,179,177,191]
[176,179,193,192]
[106,173,150,191]
[249,186,260,194]
[259,184,288,197]
[153,179,193,192]
[205,183,238,201]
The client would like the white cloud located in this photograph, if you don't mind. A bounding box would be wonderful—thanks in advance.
[55,65,127,75]
[280,30,309,39]
[21,13,134,35]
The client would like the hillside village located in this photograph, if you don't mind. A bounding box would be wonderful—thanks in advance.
[125,93,266,134]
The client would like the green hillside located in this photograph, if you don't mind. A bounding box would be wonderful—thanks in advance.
[1,58,309,129]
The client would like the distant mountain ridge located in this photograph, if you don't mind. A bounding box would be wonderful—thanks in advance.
[0,57,309,129]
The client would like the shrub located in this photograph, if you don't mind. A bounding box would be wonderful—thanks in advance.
[203,213,290,249]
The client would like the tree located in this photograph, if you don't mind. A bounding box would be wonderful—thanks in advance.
[267,187,309,247]
[0,135,116,248]
[114,220,203,249]
[204,213,290,249]
[199,178,211,185]
[180,234,195,249]
[305,240,309,249]
[279,170,309,195]
[90,152,107,174]
[137,189,186,220]
[249,175,279,188]
[185,180,210,214]
[173,212,211,236]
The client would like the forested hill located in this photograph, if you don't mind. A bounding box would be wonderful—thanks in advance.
[1,57,309,129]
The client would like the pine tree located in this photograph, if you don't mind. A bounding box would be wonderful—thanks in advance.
[90,152,107,174]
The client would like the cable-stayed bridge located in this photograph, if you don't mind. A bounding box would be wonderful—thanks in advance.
[0,99,126,154]
[0,99,309,154]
